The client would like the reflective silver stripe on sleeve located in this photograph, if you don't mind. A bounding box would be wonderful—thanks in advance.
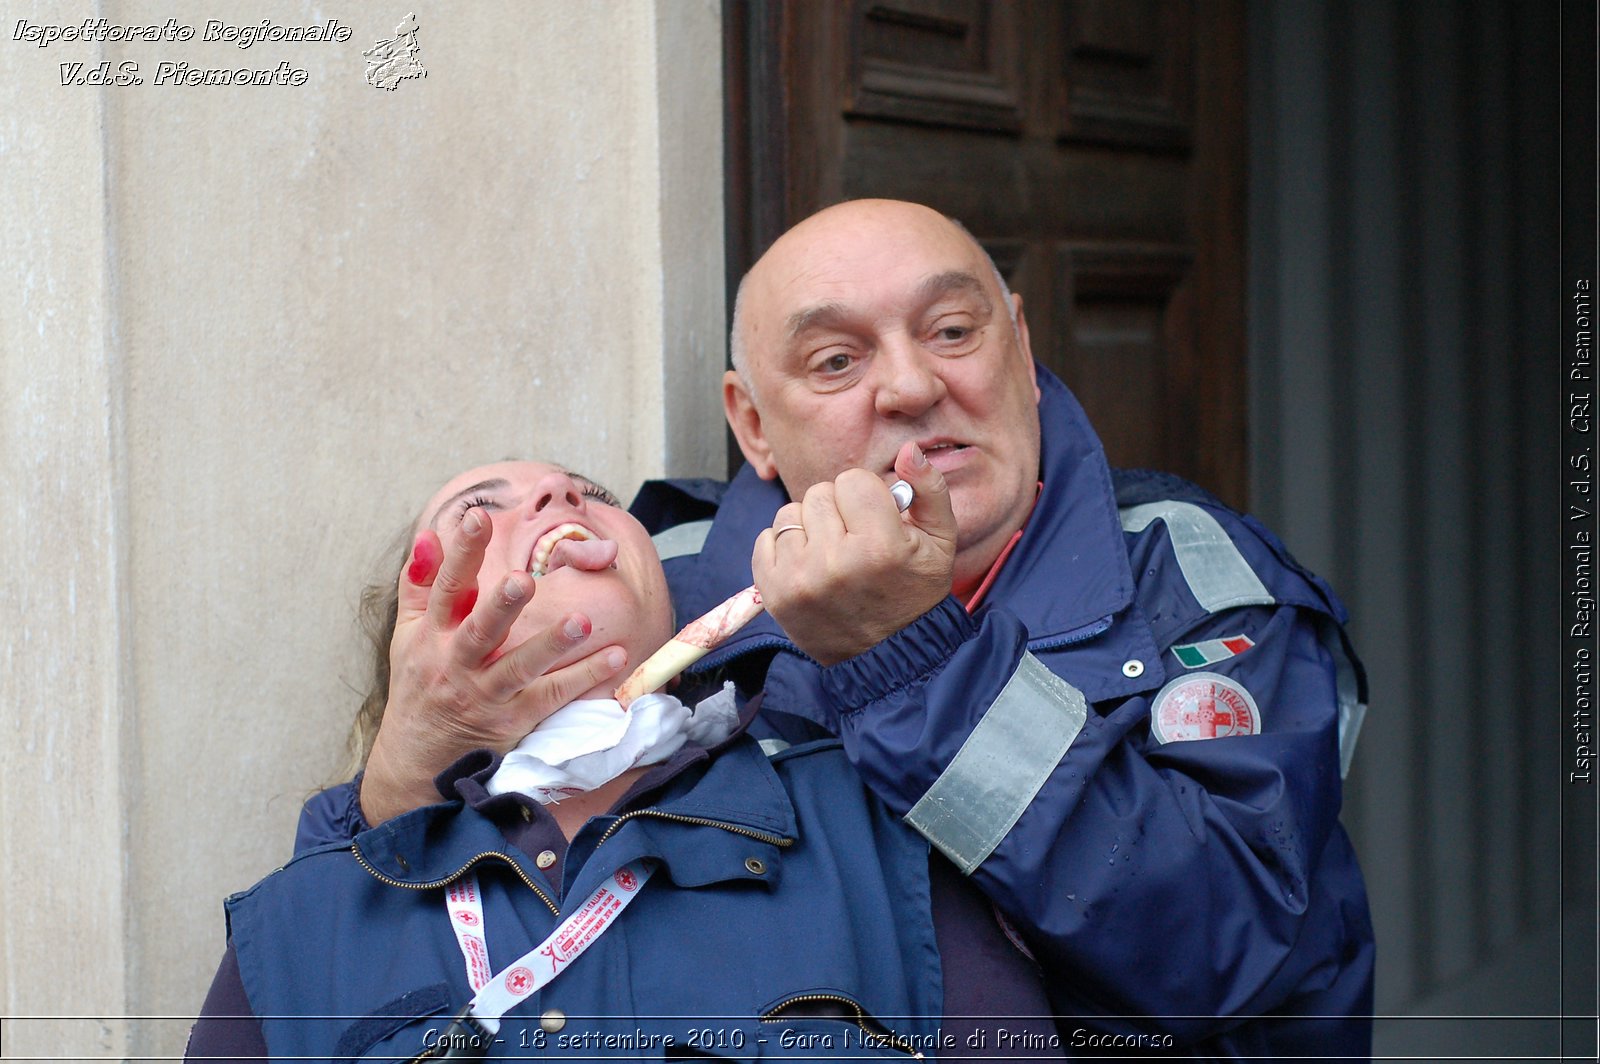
[1119,502,1275,612]
[903,653,1088,874]
[650,519,713,562]
[1321,621,1367,779]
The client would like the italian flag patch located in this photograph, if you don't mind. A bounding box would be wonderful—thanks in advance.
[1171,634,1255,669]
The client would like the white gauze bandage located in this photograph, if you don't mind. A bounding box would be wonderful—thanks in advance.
[485,685,740,804]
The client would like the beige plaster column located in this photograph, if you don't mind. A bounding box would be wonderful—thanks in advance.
[0,1,724,1058]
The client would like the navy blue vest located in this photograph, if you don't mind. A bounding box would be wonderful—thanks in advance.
[230,739,944,1061]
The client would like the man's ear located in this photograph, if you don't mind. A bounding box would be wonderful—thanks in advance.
[723,370,779,480]
[1011,292,1041,402]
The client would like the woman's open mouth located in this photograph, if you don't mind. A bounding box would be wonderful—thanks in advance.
[530,524,618,577]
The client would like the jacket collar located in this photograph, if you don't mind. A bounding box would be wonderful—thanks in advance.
[351,732,799,893]
[679,365,1138,668]
[976,368,1135,644]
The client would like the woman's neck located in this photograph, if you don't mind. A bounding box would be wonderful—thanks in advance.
[546,765,651,841]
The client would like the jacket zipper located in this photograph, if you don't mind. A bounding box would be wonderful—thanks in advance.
[593,808,794,849]
[761,993,925,1060]
[351,845,560,916]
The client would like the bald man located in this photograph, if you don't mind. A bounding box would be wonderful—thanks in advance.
[307,200,1375,1059]
[635,200,1373,1057]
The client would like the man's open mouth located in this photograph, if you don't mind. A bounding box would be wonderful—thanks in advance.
[887,440,971,473]
[922,441,969,456]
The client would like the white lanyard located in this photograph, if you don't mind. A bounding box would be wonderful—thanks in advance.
[444,861,654,1034]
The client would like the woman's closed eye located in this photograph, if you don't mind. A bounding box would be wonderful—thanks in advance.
[450,493,499,523]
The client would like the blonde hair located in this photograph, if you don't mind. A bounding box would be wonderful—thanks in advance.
[337,524,409,781]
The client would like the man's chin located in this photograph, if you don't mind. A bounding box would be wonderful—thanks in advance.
[951,492,1031,561]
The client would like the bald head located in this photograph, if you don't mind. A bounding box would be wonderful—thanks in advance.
[730,201,1015,395]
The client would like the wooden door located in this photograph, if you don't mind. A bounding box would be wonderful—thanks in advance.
[725,0,1249,508]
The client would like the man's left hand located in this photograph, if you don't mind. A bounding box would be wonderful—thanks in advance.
[752,442,958,666]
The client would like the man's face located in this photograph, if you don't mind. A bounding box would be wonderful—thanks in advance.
[725,200,1042,590]
[417,461,674,678]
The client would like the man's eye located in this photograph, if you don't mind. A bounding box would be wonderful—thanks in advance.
[818,352,854,374]
[939,326,970,341]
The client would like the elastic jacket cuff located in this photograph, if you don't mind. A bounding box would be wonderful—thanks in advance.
[821,596,977,713]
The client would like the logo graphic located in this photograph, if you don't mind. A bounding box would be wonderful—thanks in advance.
[452,909,480,927]
[1149,672,1262,744]
[364,13,425,90]
[504,966,535,996]
[614,867,639,892]
[538,937,577,972]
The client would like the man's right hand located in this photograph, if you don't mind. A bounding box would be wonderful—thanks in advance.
[752,443,958,666]
[358,508,628,826]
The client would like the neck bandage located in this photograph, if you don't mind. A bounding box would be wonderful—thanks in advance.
[485,686,740,803]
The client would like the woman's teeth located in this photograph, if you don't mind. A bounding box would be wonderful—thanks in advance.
[531,524,593,577]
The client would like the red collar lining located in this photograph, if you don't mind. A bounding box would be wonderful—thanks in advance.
[962,482,1043,613]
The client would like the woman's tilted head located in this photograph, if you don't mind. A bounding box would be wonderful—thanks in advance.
[415,460,674,670]
[346,460,673,770]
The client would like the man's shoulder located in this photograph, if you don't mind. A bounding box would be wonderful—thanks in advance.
[629,470,792,622]
[1110,467,1229,512]
[1109,467,1348,626]
[629,476,728,534]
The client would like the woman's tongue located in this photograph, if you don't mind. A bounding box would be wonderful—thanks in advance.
[543,537,619,575]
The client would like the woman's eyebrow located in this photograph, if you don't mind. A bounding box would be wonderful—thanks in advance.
[428,477,510,529]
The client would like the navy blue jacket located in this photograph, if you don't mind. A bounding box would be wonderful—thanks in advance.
[632,366,1375,1057]
[230,737,949,1061]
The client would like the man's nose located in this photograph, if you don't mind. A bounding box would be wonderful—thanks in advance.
[527,472,585,517]
[872,338,948,418]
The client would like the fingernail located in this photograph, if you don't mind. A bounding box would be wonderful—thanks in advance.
[564,616,590,641]
[911,443,928,468]
[503,577,525,602]
[463,509,483,534]
[605,648,626,669]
